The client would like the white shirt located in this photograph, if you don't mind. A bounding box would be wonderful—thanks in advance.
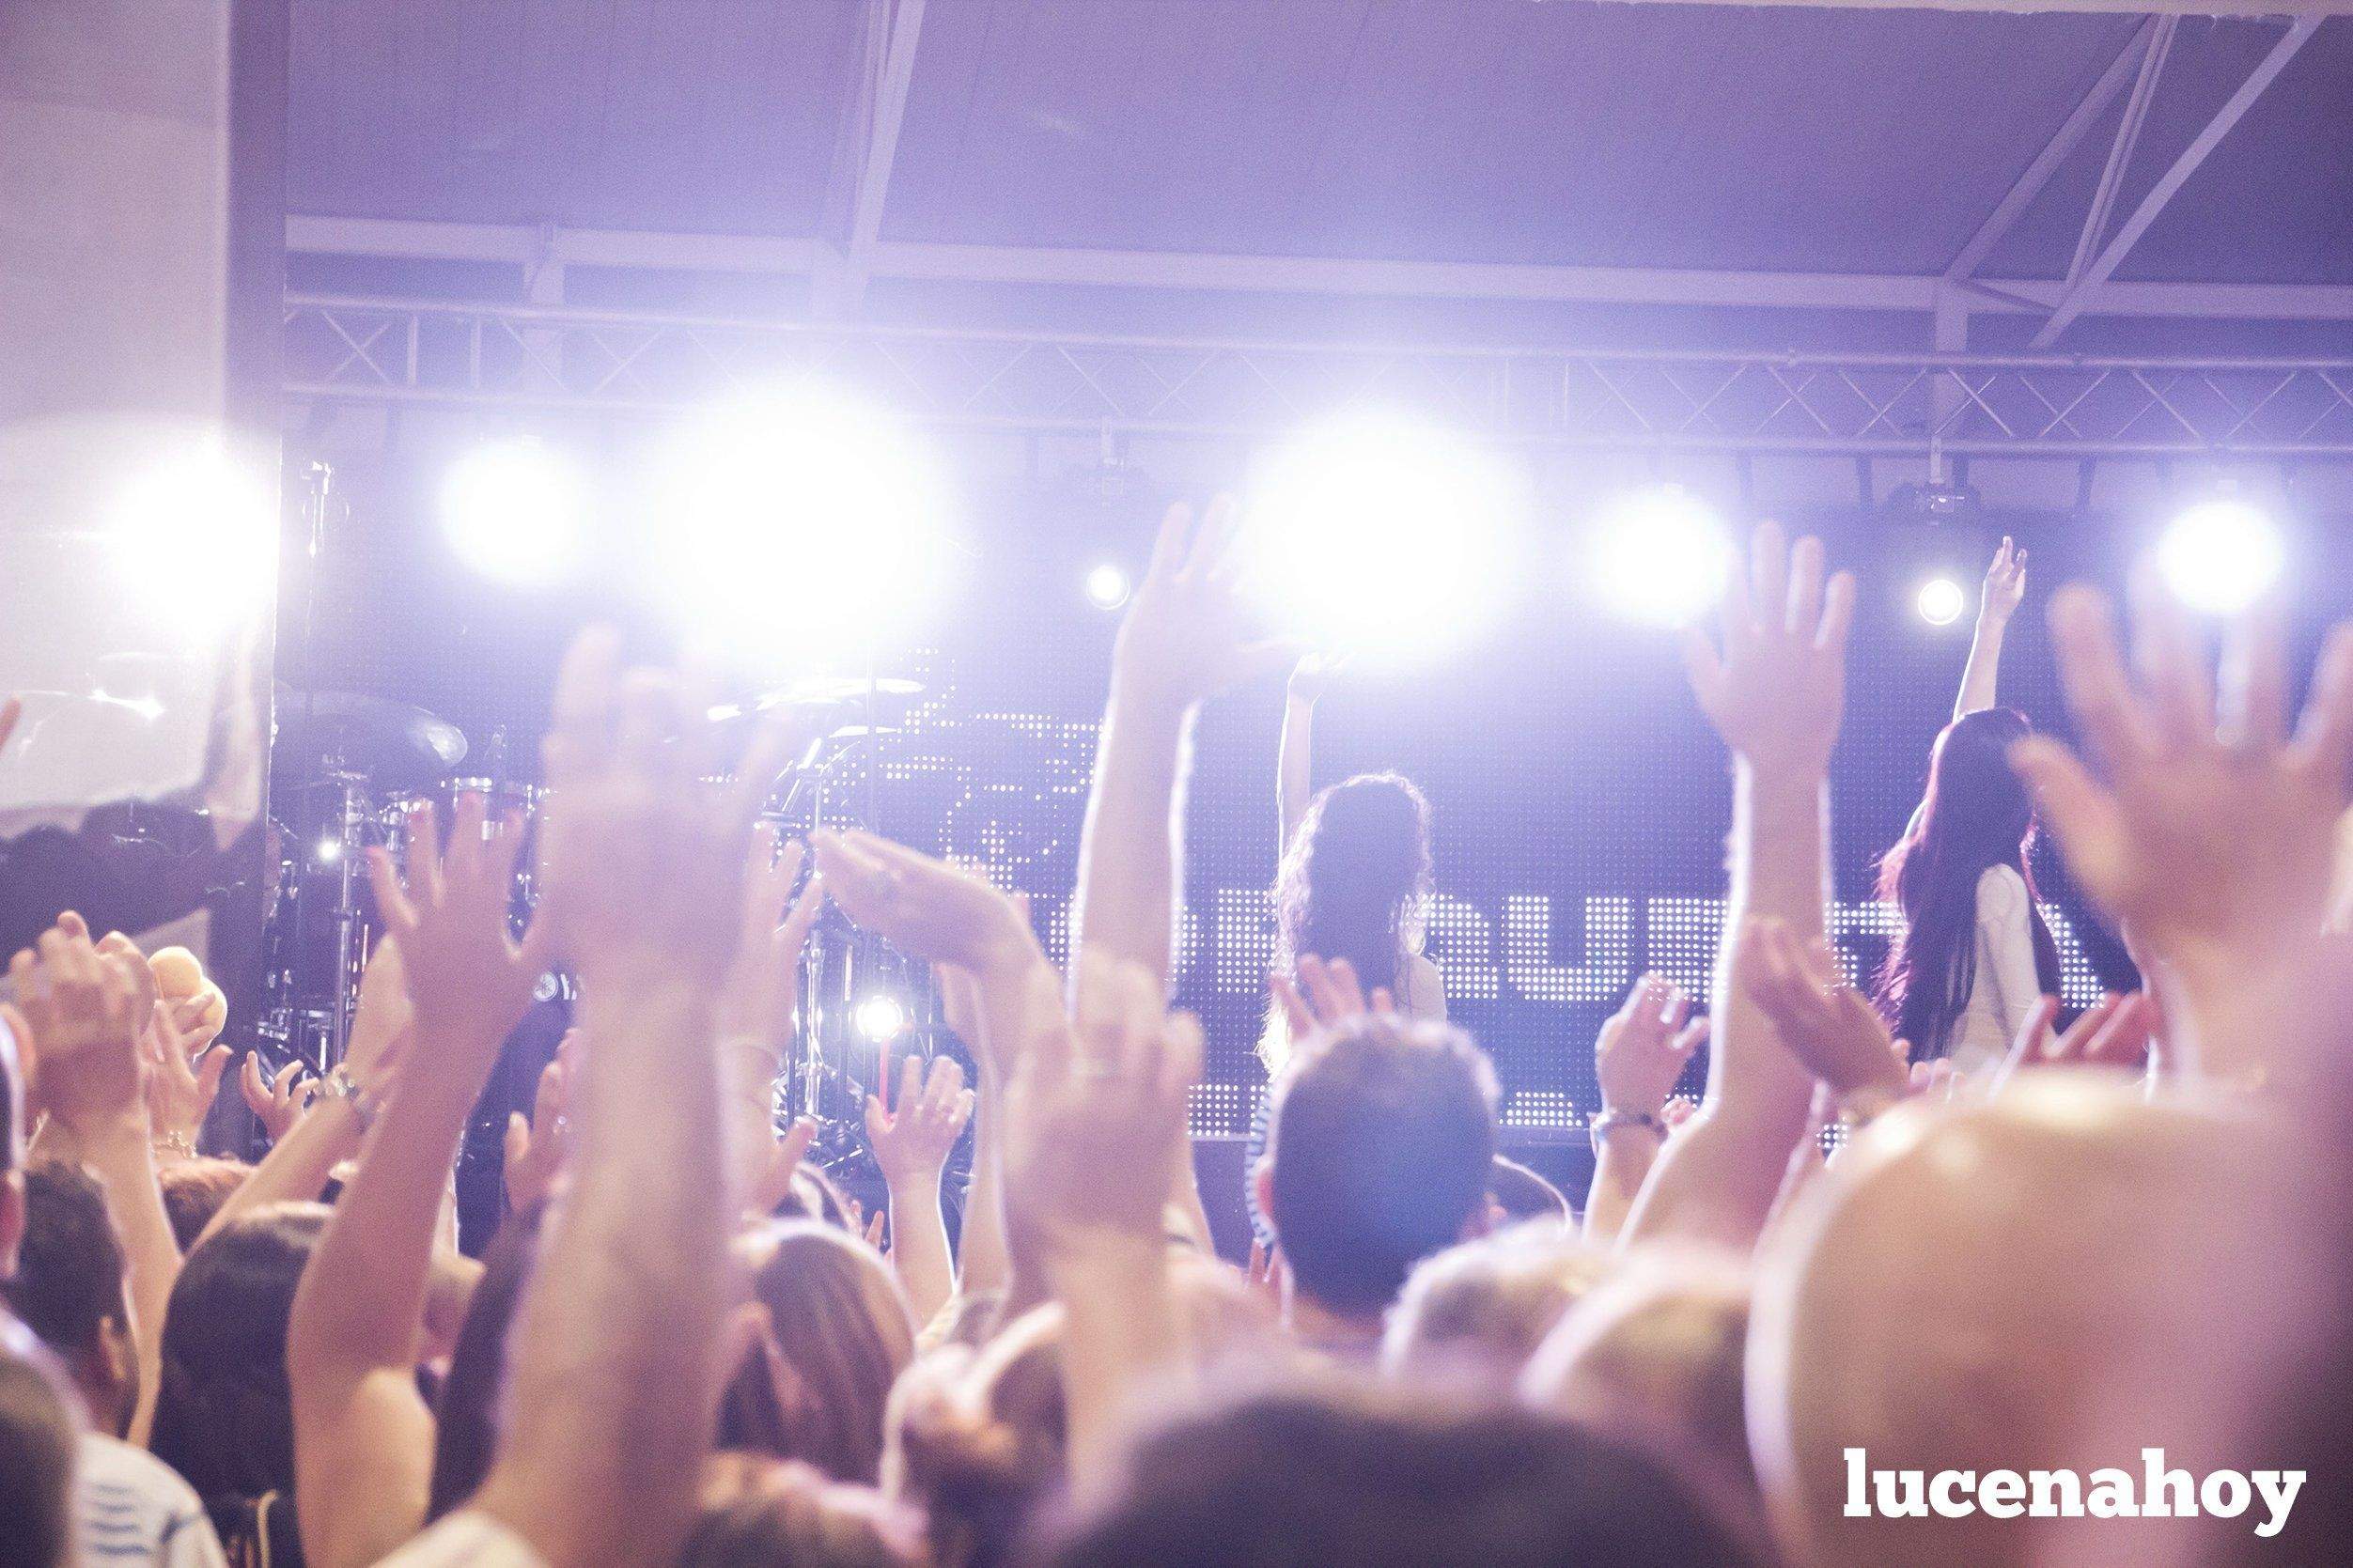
[76,1434,228,1568]
[1950,864,2041,1077]
[376,1511,548,1568]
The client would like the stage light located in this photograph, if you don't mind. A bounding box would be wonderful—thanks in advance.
[314,838,343,864]
[1587,485,1734,628]
[2155,498,2283,614]
[1244,412,1525,662]
[854,994,908,1044]
[441,439,584,585]
[1084,563,1132,611]
[111,440,275,630]
[1916,577,1968,627]
[662,387,949,653]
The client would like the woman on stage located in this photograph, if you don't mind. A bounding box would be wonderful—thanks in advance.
[1873,538,2062,1077]
[1261,653,1446,1077]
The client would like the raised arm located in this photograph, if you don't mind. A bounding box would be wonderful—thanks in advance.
[288,793,546,1568]
[1581,974,1704,1246]
[1071,498,1301,988]
[1954,536,2026,721]
[1619,523,1856,1252]
[864,1053,974,1330]
[466,634,787,1568]
[11,918,182,1445]
[1278,654,1339,851]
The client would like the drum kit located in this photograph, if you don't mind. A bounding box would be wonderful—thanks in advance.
[259,671,958,1235]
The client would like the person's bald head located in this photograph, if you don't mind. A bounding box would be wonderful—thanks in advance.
[1749,1074,2261,1568]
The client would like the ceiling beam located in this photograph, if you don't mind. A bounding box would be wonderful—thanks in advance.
[1943,18,2155,285]
[2031,15,2324,348]
[815,0,927,318]
[2065,15,2175,285]
[284,216,2353,323]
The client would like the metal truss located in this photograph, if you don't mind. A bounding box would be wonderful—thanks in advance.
[285,293,2353,458]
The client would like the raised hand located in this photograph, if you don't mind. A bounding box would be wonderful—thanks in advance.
[1740,920,1909,1103]
[1286,651,1348,705]
[713,829,825,1049]
[1114,498,1306,715]
[864,1054,974,1187]
[2009,584,2353,990]
[748,1116,819,1217]
[1981,536,2028,623]
[1994,992,2154,1087]
[367,791,542,1052]
[810,829,1041,979]
[1683,521,1858,779]
[1003,953,1204,1250]
[503,1038,575,1213]
[1594,972,1706,1118]
[12,916,150,1133]
[146,996,231,1156]
[1270,954,1395,1038]
[241,1055,317,1142]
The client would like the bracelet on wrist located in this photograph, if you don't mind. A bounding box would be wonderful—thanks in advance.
[1587,1108,1665,1151]
[153,1130,198,1161]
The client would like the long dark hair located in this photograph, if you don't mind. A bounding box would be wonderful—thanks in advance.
[1873,708,2061,1058]
[148,1203,329,1567]
[1273,772,1433,1009]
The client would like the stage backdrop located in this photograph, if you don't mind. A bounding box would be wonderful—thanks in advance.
[273,446,2351,1140]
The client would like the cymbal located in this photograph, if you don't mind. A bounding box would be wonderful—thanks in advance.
[706,675,924,722]
[273,687,467,789]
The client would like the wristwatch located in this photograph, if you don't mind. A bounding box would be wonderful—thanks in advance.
[1587,1108,1664,1153]
[316,1063,383,1133]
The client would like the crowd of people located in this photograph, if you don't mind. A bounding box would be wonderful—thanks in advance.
[1,500,2347,1565]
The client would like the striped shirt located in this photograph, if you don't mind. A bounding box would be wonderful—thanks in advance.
[77,1435,229,1568]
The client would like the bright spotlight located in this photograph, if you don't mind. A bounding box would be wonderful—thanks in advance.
[663,387,948,652]
[2156,499,2283,614]
[442,439,584,585]
[1916,577,1968,628]
[1084,563,1132,611]
[854,994,908,1044]
[112,441,275,630]
[1245,412,1524,662]
[1588,486,1734,628]
[314,838,343,864]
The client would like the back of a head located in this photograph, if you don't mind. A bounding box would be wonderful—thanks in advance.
[1268,1016,1498,1319]
[430,1203,545,1519]
[732,1219,917,1485]
[1382,1222,1612,1376]
[1750,1077,2254,1567]
[890,1306,1067,1568]
[148,1202,330,1512]
[1036,1376,1757,1568]
[158,1158,253,1253]
[1522,1257,1757,1530]
[1275,772,1433,999]
[4,1163,128,1362]
[0,1318,79,1568]
[681,1453,918,1568]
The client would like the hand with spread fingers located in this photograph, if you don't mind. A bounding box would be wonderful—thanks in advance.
[865,1054,974,1188]
[1113,497,1308,716]
[2009,582,2353,992]
[366,790,544,1057]
[1270,954,1396,1038]
[1683,521,1859,780]
[1595,972,1707,1119]
[1740,920,1909,1105]
[242,1055,318,1142]
[1994,992,2155,1088]
[146,995,231,1157]
[12,915,152,1136]
[715,827,826,1050]
[1981,535,2028,625]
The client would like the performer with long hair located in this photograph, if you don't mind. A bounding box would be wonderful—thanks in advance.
[1873,538,2061,1074]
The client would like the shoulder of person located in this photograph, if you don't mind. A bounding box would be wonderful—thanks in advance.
[373,1510,551,1568]
[76,1433,227,1567]
[1975,862,2029,913]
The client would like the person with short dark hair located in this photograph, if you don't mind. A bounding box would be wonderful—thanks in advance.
[4,1162,135,1437]
[0,1318,79,1568]
[1253,1015,1499,1354]
[157,1159,251,1255]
